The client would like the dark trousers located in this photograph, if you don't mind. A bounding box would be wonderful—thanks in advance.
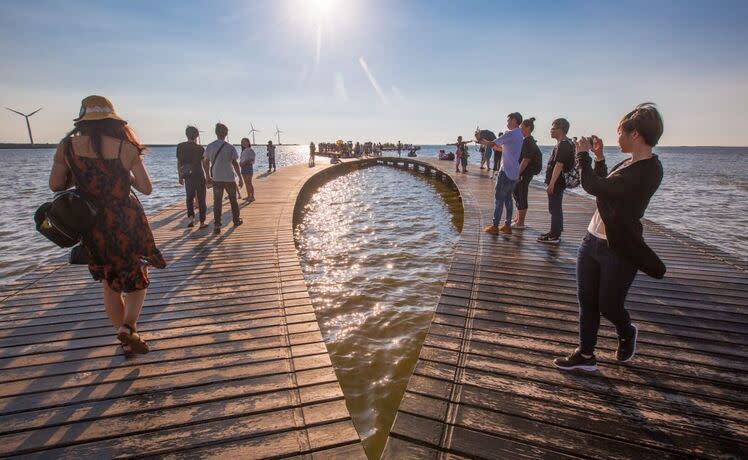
[185,178,207,222]
[493,152,501,171]
[213,181,240,227]
[548,185,564,237]
[577,232,637,354]
[268,154,276,171]
[513,175,532,211]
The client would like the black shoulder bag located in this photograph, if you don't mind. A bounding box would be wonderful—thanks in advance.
[35,140,99,263]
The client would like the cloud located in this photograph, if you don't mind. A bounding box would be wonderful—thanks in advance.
[316,26,322,65]
[297,64,309,88]
[334,72,349,103]
[358,56,387,103]
[392,85,407,104]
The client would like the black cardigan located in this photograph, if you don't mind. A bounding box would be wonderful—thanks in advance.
[577,152,666,279]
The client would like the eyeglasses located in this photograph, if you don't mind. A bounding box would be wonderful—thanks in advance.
[550,127,560,130]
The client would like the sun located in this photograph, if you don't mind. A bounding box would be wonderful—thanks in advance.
[304,0,336,23]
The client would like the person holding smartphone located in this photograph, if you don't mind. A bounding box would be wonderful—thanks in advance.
[554,103,666,371]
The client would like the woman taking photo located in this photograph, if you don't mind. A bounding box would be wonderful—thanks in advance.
[554,103,666,371]
[48,95,166,357]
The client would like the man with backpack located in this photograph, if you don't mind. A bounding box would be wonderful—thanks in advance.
[538,118,575,244]
[202,123,243,235]
[512,117,542,229]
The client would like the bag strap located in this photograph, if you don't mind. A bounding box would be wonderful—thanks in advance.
[210,142,228,179]
[63,137,81,188]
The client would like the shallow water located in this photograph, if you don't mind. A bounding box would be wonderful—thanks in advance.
[294,166,461,458]
[3,144,746,284]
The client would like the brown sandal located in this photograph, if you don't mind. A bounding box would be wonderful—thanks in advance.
[117,324,150,355]
[119,343,134,357]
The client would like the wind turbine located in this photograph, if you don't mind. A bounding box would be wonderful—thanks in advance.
[249,123,260,145]
[275,125,283,145]
[6,107,42,144]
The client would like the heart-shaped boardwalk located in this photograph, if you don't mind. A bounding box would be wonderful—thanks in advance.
[0,157,746,459]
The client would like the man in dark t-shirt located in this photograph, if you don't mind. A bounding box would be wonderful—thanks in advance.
[176,126,207,228]
[539,118,575,244]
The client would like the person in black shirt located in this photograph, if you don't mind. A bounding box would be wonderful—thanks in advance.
[538,118,574,243]
[512,118,541,229]
[176,126,207,228]
[554,103,665,372]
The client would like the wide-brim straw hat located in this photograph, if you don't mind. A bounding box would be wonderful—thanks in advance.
[74,95,126,123]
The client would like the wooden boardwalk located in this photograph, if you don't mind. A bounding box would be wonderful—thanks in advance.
[383,158,748,459]
[2,155,747,459]
[0,162,365,458]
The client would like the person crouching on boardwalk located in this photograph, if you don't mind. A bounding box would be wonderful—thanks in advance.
[512,117,543,229]
[538,118,575,244]
[203,123,243,235]
[477,112,524,236]
[177,126,207,228]
[48,95,166,356]
[240,137,256,202]
[554,103,666,371]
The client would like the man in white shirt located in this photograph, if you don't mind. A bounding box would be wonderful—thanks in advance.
[202,123,243,234]
[476,112,525,235]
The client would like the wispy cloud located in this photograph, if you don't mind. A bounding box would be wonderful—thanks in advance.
[315,26,322,65]
[358,56,387,103]
[392,85,407,104]
[334,72,349,103]
[297,64,309,88]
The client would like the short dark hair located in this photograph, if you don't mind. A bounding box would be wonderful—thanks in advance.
[521,117,536,132]
[215,123,228,137]
[185,125,199,140]
[507,112,523,125]
[618,102,663,147]
[552,118,570,135]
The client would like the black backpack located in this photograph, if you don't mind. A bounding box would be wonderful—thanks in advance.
[35,189,97,248]
[526,141,543,176]
[559,139,580,188]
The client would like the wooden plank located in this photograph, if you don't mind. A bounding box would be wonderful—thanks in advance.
[385,158,748,460]
[0,161,362,457]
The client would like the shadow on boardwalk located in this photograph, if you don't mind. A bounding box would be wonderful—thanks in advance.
[0,163,364,458]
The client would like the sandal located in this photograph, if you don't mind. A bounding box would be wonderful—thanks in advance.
[117,324,150,355]
[119,343,134,357]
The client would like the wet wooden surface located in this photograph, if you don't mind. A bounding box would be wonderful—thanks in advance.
[0,161,365,458]
[383,158,748,460]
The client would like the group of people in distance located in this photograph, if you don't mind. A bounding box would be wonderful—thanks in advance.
[475,113,573,243]
[46,95,667,374]
[176,123,281,234]
[474,103,666,370]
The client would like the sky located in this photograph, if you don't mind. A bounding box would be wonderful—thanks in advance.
[1,0,747,146]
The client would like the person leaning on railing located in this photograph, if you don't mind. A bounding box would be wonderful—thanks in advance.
[554,103,666,372]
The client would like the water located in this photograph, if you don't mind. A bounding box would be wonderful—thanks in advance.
[294,166,461,458]
[0,144,309,282]
[3,143,746,284]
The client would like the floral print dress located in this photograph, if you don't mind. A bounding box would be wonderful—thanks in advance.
[65,139,166,292]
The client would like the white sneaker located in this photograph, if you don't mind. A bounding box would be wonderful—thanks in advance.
[511,223,525,229]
